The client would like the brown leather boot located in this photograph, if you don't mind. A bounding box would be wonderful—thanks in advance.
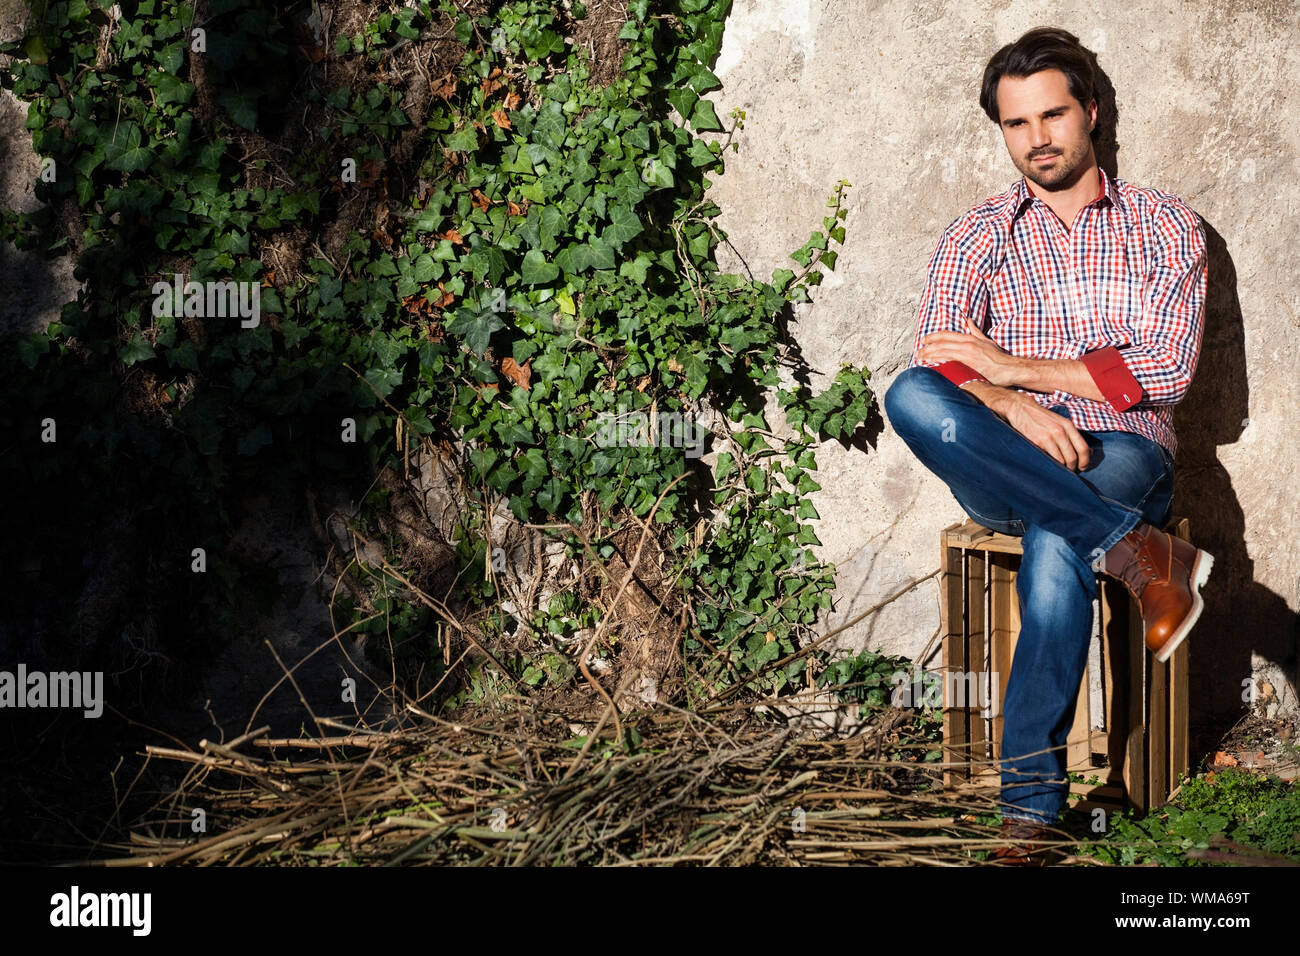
[990,819,1053,866]
[1102,523,1214,662]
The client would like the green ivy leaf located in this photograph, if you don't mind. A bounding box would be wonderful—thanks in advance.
[689,98,724,133]
[446,307,507,356]
[445,124,480,153]
[521,249,559,284]
[369,330,406,368]
[411,254,438,282]
[152,72,193,105]
[119,334,155,366]
[104,122,153,173]
[16,335,48,369]
[640,157,674,188]
[363,366,404,399]
[602,205,643,251]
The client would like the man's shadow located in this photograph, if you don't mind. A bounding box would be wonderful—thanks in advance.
[1092,62,1299,759]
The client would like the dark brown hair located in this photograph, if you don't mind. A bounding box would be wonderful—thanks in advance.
[980,27,1099,140]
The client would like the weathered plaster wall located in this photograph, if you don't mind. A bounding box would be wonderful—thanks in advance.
[0,86,82,335]
[702,0,1300,726]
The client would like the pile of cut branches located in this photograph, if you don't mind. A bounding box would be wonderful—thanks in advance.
[94,700,1097,866]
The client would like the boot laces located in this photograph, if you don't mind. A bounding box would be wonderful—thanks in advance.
[1119,547,1157,599]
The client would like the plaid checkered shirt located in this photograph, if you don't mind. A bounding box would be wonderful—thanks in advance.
[908,165,1207,459]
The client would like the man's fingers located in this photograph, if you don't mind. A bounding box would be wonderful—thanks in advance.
[1050,417,1089,471]
[1006,399,1091,472]
[1053,433,1078,471]
[1068,426,1091,470]
[1045,424,1086,473]
[1029,429,1068,469]
[920,344,970,364]
[921,331,969,347]
[1034,423,1085,472]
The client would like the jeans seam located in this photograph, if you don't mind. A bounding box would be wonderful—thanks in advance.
[1095,494,1143,517]
[955,500,1026,536]
[1086,439,1173,559]
[1092,509,1144,567]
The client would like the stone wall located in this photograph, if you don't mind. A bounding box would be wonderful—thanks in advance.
[701,0,1300,726]
[0,87,82,335]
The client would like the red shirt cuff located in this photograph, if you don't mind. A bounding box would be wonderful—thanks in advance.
[931,361,988,389]
[1079,347,1142,411]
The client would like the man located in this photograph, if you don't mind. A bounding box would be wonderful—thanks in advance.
[883,27,1214,864]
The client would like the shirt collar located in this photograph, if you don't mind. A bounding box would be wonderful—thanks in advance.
[1002,165,1120,226]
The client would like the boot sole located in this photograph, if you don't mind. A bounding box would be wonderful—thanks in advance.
[1152,549,1214,663]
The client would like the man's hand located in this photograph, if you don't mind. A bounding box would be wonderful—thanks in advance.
[919,319,1023,386]
[963,381,1092,472]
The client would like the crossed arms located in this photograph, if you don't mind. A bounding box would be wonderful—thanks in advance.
[910,202,1207,470]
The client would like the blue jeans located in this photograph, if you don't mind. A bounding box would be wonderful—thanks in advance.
[883,366,1175,824]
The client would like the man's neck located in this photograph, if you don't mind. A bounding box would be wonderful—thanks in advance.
[1024,164,1100,234]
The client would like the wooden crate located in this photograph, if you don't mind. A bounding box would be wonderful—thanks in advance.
[939,516,1191,813]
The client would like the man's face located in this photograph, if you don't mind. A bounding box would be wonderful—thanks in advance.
[995,69,1096,190]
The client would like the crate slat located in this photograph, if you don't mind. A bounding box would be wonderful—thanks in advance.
[990,555,1015,763]
[1124,582,1148,811]
[1168,518,1191,793]
[1067,668,1092,772]
[966,549,987,759]
[940,533,968,787]
[1149,633,1169,807]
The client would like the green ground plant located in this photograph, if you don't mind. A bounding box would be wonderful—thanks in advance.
[1078,766,1300,865]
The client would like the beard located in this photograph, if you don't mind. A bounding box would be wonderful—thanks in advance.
[1018,143,1087,191]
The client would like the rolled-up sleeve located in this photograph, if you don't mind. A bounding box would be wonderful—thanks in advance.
[908,224,993,388]
[1093,202,1206,408]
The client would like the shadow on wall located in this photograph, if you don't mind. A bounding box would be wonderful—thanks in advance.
[1090,60,1299,756]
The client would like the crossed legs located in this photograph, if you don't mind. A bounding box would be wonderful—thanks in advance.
[884,366,1174,822]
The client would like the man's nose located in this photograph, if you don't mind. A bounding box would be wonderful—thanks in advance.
[1028,122,1050,147]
